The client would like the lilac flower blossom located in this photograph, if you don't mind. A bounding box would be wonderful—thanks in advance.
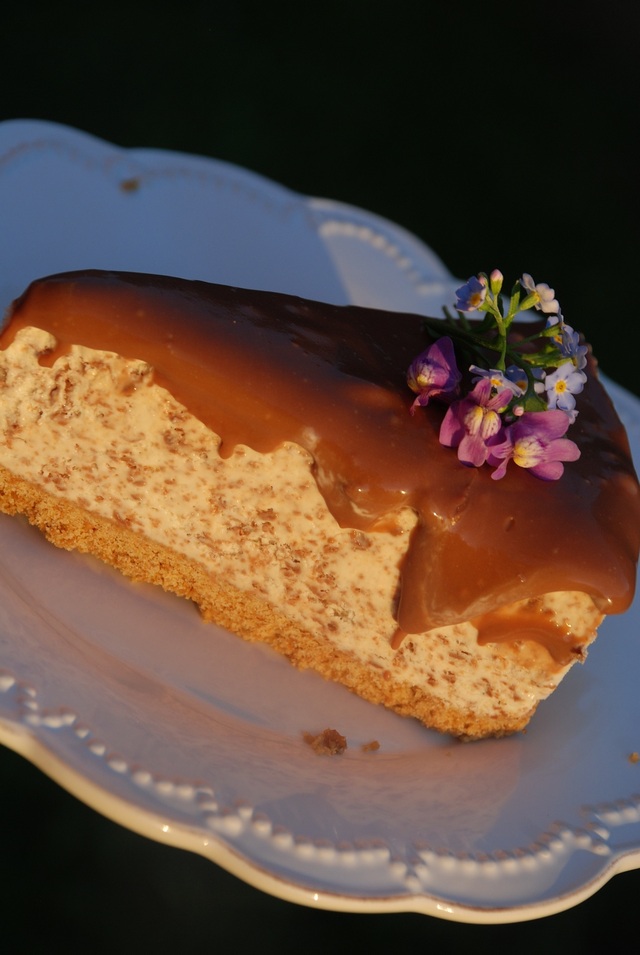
[455,275,487,312]
[470,364,526,397]
[407,270,586,482]
[520,274,560,314]
[439,379,512,467]
[407,337,461,413]
[487,411,580,481]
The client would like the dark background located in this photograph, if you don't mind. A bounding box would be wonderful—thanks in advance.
[1,2,639,952]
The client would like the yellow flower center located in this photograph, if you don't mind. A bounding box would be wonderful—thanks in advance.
[513,435,543,468]
[464,405,501,438]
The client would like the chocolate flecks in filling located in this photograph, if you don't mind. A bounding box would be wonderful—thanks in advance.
[2,270,639,640]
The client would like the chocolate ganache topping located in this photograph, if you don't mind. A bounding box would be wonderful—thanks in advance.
[2,270,639,636]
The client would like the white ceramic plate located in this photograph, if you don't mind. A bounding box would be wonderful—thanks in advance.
[0,120,639,924]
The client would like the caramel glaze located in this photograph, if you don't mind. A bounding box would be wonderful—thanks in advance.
[2,270,639,650]
[473,607,584,666]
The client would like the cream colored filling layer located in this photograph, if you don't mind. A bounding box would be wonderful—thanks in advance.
[0,327,600,722]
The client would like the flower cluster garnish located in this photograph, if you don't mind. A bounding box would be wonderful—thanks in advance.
[407,271,587,480]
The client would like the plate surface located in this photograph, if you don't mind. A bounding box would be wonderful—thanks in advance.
[0,120,639,924]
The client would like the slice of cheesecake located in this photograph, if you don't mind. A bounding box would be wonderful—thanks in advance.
[0,270,637,738]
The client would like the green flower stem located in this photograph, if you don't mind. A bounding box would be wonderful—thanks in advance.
[495,327,508,370]
[483,295,509,369]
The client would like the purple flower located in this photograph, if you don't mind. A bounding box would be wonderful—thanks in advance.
[520,274,560,314]
[487,410,580,481]
[407,337,461,412]
[543,361,587,414]
[439,378,512,467]
[455,275,487,312]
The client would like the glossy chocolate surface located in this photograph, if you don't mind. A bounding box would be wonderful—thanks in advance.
[2,270,639,634]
